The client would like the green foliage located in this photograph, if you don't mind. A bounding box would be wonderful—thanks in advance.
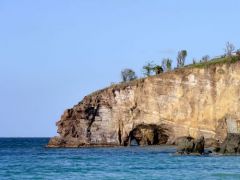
[142,61,164,76]
[166,59,172,71]
[231,56,238,63]
[177,50,187,68]
[182,50,187,57]
[142,61,155,77]
[162,58,172,72]
[137,43,240,78]
[187,56,240,69]
[153,65,164,75]
[121,68,137,82]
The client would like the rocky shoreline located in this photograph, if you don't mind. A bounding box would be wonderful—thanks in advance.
[175,133,240,155]
[48,133,240,156]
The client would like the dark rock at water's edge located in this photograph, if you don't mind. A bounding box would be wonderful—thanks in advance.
[48,134,240,157]
[47,136,119,148]
[176,136,205,155]
[47,136,65,148]
[176,136,194,154]
[218,133,240,154]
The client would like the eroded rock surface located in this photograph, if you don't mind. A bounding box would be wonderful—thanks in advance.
[48,62,240,148]
[205,138,220,148]
[219,133,240,154]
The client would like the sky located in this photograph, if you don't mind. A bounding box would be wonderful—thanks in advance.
[0,0,239,137]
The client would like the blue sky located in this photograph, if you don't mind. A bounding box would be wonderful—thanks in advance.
[0,0,239,137]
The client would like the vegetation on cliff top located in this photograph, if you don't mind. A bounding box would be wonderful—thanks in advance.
[120,42,240,83]
[90,42,240,97]
[186,55,239,69]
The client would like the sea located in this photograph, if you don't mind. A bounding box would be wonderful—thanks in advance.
[0,138,240,180]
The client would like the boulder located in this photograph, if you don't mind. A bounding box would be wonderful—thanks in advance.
[177,136,205,155]
[219,133,240,154]
[47,136,66,147]
[176,136,195,154]
[193,136,205,154]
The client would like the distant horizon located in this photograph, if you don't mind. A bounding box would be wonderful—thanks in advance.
[0,0,240,137]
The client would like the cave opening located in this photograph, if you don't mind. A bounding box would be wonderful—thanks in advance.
[130,138,139,146]
[126,124,169,146]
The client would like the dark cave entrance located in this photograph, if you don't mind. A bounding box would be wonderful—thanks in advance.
[125,124,169,146]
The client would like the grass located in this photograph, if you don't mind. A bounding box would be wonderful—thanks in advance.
[185,55,240,69]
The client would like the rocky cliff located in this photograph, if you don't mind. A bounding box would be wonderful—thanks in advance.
[48,62,240,148]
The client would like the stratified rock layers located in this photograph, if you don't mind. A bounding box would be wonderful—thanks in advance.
[48,62,240,147]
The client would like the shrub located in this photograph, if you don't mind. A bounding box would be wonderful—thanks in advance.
[153,65,164,75]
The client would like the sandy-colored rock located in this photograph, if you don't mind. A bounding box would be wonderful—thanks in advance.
[48,62,240,147]
[205,138,220,148]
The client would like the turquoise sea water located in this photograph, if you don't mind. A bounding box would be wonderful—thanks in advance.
[1,138,240,180]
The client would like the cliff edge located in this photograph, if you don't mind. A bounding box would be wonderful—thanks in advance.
[48,62,240,148]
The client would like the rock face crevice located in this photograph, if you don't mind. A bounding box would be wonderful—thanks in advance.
[48,62,240,148]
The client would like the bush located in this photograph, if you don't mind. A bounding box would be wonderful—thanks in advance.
[153,65,163,75]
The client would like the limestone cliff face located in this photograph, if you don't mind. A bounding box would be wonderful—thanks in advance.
[48,62,240,147]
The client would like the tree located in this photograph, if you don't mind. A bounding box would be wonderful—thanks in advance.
[225,42,235,57]
[177,50,187,68]
[142,61,155,77]
[192,58,196,64]
[121,68,137,82]
[166,59,172,71]
[202,55,210,62]
[162,58,172,72]
[153,65,163,75]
